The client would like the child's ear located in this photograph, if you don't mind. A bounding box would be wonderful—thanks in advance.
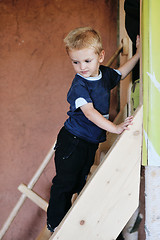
[99,50,105,63]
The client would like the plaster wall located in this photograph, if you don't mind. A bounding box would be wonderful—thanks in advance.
[0,0,118,239]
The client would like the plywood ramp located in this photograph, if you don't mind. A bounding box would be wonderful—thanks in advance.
[50,106,143,240]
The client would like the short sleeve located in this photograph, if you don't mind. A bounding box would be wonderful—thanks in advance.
[67,82,92,111]
[100,65,121,90]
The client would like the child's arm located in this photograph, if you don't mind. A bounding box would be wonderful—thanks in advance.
[118,35,140,80]
[80,103,133,134]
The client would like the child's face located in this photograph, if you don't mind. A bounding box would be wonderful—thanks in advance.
[68,47,105,78]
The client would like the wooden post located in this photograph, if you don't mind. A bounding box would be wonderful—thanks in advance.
[119,0,132,111]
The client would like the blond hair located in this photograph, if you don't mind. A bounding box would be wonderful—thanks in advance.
[64,27,103,55]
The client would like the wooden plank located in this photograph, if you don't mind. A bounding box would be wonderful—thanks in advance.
[18,184,48,212]
[49,106,143,240]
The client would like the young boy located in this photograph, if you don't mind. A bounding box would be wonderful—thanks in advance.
[47,27,140,232]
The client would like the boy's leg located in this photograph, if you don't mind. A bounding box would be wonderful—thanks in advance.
[47,127,98,231]
[47,173,79,231]
[75,141,99,194]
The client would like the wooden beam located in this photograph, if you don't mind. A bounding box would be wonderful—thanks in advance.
[49,106,143,240]
[18,184,48,212]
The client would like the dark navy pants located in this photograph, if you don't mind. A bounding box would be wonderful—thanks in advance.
[47,127,98,229]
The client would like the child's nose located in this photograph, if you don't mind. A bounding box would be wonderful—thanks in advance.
[80,62,86,70]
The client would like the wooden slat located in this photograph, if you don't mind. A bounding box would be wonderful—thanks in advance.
[18,184,48,212]
[50,105,143,240]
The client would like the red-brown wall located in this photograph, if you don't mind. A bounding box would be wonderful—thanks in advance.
[0,0,118,239]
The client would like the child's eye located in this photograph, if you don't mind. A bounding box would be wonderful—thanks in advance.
[73,61,78,64]
[85,60,91,63]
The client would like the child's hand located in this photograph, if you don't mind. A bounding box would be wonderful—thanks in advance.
[115,116,133,134]
[136,35,140,57]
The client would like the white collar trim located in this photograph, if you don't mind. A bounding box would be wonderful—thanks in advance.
[77,70,102,81]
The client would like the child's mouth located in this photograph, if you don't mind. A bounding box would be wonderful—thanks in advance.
[81,71,89,75]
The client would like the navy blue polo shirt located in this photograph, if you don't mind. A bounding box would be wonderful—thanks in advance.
[64,65,121,143]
